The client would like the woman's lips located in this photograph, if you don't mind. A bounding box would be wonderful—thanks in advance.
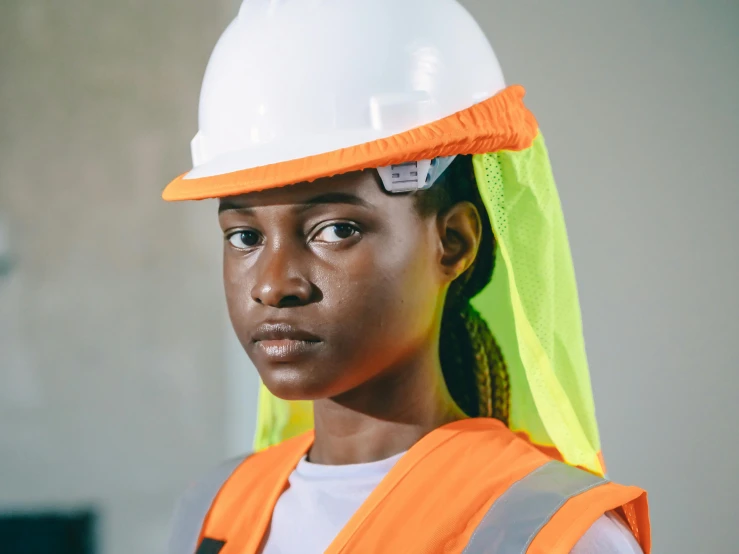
[251,322,322,361]
[256,338,322,360]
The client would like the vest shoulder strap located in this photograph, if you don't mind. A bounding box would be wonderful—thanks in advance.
[194,432,315,553]
[524,468,650,554]
[166,455,249,554]
[462,460,606,553]
[462,460,650,554]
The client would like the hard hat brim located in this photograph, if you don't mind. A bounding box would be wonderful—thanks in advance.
[162,86,538,201]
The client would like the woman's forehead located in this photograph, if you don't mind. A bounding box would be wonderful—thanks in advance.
[218,169,389,211]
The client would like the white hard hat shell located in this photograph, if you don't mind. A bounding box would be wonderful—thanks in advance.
[186,0,506,181]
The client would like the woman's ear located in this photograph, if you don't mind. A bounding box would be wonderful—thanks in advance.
[437,201,482,283]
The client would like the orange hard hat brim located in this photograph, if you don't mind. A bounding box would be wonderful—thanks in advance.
[162,85,538,202]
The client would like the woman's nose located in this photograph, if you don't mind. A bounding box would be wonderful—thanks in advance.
[250,246,314,308]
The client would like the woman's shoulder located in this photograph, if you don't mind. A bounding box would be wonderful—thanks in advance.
[571,512,645,554]
[167,434,313,553]
[167,455,249,554]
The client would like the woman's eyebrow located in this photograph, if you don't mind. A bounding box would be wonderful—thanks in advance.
[219,193,372,215]
[218,200,253,214]
[294,192,372,213]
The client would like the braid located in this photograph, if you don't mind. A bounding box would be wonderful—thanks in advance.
[416,155,511,424]
[462,306,494,418]
[439,306,478,418]
[440,303,510,422]
[462,305,509,421]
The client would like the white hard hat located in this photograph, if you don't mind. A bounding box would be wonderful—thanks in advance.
[163,0,534,201]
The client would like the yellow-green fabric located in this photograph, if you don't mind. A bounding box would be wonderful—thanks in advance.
[254,383,313,451]
[252,132,603,476]
[471,133,602,474]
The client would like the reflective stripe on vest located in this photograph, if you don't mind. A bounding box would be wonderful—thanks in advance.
[462,460,608,553]
[167,455,248,554]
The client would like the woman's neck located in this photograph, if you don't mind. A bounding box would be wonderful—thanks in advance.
[308,351,466,465]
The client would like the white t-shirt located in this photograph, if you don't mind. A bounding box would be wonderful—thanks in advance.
[261,452,643,554]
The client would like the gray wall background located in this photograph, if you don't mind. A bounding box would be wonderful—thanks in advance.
[0,1,736,552]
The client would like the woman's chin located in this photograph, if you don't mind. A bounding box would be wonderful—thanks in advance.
[258,367,337,401]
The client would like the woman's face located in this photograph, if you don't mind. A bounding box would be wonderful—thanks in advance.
[218,170,453,401]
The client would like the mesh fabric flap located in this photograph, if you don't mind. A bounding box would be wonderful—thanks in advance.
[472,133,603,475]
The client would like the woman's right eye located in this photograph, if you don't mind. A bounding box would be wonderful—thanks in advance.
[227,230,262,250]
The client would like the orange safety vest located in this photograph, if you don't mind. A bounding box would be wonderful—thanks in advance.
[173,419,650,554]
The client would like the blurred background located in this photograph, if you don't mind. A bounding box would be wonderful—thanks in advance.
[0,1,736,552]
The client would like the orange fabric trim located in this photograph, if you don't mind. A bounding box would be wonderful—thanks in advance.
[620,493,652,553]
[527,482,651,554]
[163,85,538,201]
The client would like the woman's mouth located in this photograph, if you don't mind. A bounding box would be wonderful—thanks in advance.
[251,323,322,361]
[256,338,321,359]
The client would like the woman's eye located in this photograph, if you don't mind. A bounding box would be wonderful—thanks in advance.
[227,230,262,249]
[312,223,358,244]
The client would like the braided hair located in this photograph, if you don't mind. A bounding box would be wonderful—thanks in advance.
[415,155,510,423]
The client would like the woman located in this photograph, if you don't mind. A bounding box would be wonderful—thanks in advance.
[164,1,650,552]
